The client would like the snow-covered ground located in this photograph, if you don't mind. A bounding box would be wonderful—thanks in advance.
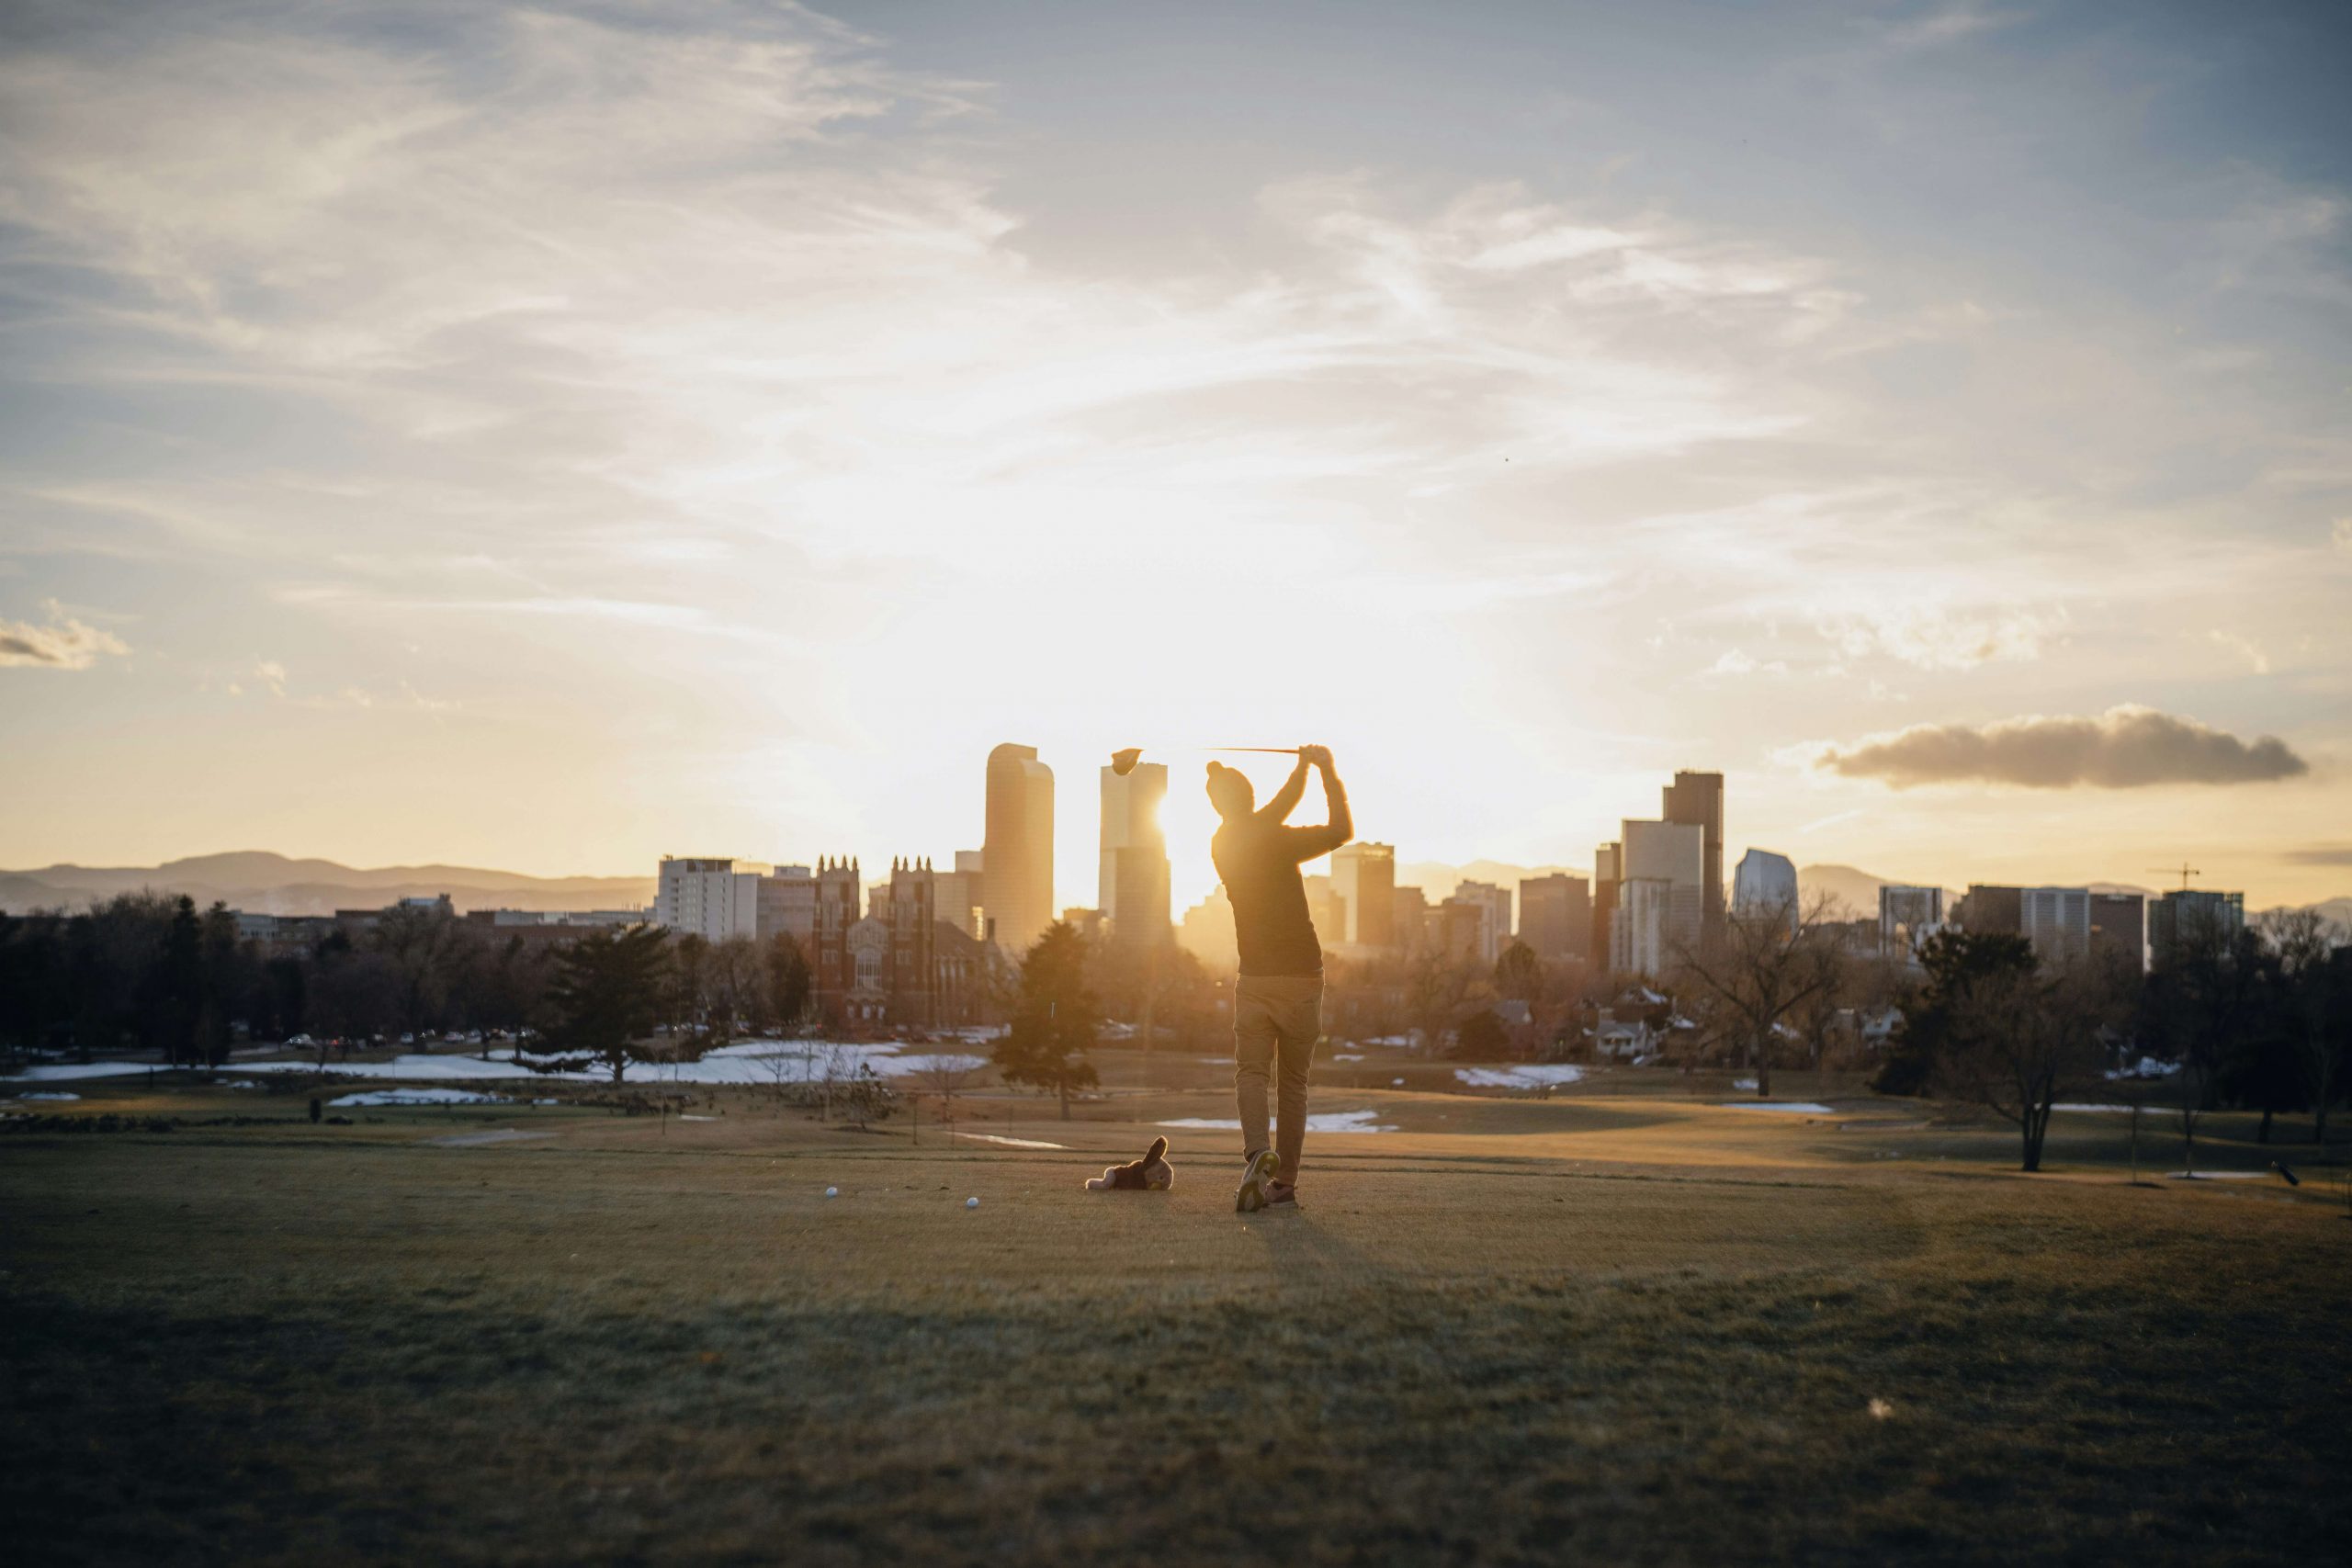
[4,1043,988,1088]
[956,1132,1066,1149]
[10,1090,81,1101]
[1455,1065,1584,1090]
[2052,1103,2139,1113]
[1159,1110,1396,1134]
[2165,1170,2270,1181]
[1717,1101,1834,1114]
[330,1087,508,1108]
[0,1061,164,1084]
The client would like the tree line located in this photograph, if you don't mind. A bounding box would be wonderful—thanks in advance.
[0,895,814,1074]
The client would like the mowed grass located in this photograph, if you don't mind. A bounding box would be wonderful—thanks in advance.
[4,1061,2348,1566]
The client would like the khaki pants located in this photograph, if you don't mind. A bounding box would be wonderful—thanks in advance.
[1234,974,1323,1184]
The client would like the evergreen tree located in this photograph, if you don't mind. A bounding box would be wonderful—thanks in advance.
[541,924,674,1084]
[994,922,1100,1119]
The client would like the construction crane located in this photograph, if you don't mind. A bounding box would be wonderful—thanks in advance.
[2145,863,2201,892]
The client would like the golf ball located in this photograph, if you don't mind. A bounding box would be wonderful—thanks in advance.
[825,1186,839,1198]
[965,1196,979,1209]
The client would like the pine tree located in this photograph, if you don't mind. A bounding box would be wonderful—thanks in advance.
[994,922,1100,1120]
[541,925,673,1084]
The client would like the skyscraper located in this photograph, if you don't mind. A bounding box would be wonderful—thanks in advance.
[1732,849,1798,915]
[1331,842,1396,949]
[2149,888,2245,967]
[1099,760,1171,951]
[2020,886,2091,964]
[1517,873,1589,962]
[1662,771,1725,952]
[2089,893,2145,970]
[1592,841,1622,972]
[1453,879,1513,963]
[984,743,1054,955]
[1617,818,1704,972]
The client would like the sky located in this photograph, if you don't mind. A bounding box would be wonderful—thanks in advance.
[3,0,2349,916]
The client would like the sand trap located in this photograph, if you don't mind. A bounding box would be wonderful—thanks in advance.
[1160,1110,1395,1134]
[424,1129,553,1148]
[1456,1065,1584,1089]
[1718,1101,1833,1114]
[332,1087,508,1107]
[956,1132,1066,1149]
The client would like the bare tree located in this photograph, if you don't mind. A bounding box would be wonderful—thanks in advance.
[917,1050,981,1135]
[1938,953,2130,1172]
[2262,908,2348,1145]
[1672,891,1849,1098]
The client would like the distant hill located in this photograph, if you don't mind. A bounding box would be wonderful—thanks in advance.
[0,852,654,917]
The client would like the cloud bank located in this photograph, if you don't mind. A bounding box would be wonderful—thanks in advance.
[0,604,130,671]
[1818,705,2308,789]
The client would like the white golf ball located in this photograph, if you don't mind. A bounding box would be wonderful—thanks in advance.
[965,1196,979,1209]
[824,1186,839,1198]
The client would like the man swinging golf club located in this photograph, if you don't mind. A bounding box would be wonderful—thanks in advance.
[1209,743,1351,1213]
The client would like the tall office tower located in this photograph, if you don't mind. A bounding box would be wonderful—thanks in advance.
[1611,878,1685,976]
[654,857,761,943]
[1732,850,1799,915]
[984,743,1054,956]
[1956,884,2024,936]
[1392,885,1430,953]
[1877,885,1946,961]
[2089,893,2145,970]
[1453,879,1513,963]
[2149,888,2245,967]
[2020,886,2091,964]
[1331,842,1397,949]
[1592,841,1622,972]
[932,850,988,941]
[1098,761,1172,952]
[1518,873,1590,962]
[1662,771,1725,951]
[756,864,817,942]
[1621,818,1705,959]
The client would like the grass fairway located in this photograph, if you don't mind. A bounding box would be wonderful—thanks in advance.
[5,1064,2348,1565]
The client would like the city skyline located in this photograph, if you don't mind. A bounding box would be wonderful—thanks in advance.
[3,2,2349,913]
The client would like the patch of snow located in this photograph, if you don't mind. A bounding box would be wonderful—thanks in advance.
[1733,1077,1758,1090]
[532,1099,559,1106]
[0,1061,162,1084]
[331,1087,508,1108]
[679,1113,716,1122]
[957,1132,1066,1149]
[16,1090,80,1101]
[1454,1065,1586,1089]
[2165,1170,2268,1181]
[2105,1056,2178,1080]
[1331,1052,1364,1061]
[1159,1110,1395,1134]
[2052,1103,2138,1113]
[41,1043,989,1089]
[1717,1101,1834,1114]
[424,1129,553,1147]
[1365,1035,1413,1047]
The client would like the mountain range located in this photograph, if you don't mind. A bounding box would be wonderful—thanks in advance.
[0,852,654,918]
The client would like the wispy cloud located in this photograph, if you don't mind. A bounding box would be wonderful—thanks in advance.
[0,602,130,671]
[1819,705,2309,789]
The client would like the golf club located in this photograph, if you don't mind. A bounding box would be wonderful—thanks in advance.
[1111,746,1301,776]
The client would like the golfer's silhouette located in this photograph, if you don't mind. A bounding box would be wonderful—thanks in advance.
[1208,744,1351,1213]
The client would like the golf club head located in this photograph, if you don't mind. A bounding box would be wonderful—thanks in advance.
[1110,747,1143,777]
